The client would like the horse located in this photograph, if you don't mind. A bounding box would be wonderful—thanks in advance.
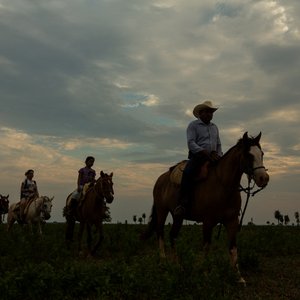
[7,196,54,235]
[0,194,9,223]
[141,132,269,283]
[64,171,114,256]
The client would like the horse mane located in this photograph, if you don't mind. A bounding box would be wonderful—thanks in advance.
[220,133,262,162]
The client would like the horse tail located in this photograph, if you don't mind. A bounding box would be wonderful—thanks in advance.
[140,205,157,240]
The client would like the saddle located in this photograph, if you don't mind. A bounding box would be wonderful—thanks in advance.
[78,183,93,206]
[169,160,210,185]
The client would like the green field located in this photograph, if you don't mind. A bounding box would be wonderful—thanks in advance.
[0,223,299,300]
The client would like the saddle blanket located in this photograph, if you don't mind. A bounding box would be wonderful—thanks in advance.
[169,160,209,185]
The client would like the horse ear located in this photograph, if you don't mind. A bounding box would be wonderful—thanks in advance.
[254,132,262,143]
[242,132,248,141]
[50,196,54,201]
[110,172,113,177]
[100,170,104,177]
[7,194,9,198]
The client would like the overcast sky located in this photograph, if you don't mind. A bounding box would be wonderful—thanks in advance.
[0,0,299,225]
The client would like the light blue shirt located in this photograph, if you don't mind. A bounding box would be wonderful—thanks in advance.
[187,119,222,156]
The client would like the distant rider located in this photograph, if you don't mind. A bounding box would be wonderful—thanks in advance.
[20,169,39,221]
[69,156,96,213]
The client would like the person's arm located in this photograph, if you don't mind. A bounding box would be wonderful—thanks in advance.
[34,182,39,197]
[77,170,83,191]
[210,126,222,161]
[216,128,222,157]
[20,181,25,199]
[187,122,207,154]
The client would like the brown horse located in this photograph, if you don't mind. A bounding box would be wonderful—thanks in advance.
[142,132,269,283]
[0,194,9,223]
[64,171,114,256]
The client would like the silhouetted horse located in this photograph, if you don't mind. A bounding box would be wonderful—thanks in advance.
[0,194,9,223]
[142,132,269,283]
[64,171,114,256]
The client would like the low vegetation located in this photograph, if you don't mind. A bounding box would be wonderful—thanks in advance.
[0,223,299,300]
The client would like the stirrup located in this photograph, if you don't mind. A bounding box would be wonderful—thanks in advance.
[174,205,185,217]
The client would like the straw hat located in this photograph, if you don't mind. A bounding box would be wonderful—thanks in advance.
[193,100,218,117]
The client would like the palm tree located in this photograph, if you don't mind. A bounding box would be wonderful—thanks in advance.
[284,215,290,226]
[133,215,137,224]
[279,214,284,225]
[274,210,282,224]
[138,217,143,225]
[295,211,300,226]
[142,213,146,224]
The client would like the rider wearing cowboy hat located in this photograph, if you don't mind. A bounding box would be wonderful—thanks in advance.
[174,100,223,218]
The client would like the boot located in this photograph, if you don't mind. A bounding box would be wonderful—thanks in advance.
[174,193,188,218]
[19,205,26,223]
[174,170,193,218]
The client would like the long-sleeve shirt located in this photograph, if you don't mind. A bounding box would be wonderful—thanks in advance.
[187,119,222,156]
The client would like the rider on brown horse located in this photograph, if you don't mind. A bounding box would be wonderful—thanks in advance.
[174,100,222,219]
[69,156,96,216]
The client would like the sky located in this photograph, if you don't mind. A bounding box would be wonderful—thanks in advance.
[0,0,299,225]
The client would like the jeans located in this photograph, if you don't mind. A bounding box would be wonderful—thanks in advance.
[179,152,209,206]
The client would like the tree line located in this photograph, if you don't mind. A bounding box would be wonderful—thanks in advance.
[273,210,299,226]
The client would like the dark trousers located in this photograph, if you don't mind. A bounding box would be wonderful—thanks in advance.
[179,152,209,207]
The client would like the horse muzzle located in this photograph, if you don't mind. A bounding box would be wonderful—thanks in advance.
[43,212,51,220]
[253,169,270,187]
[105,195,114,204]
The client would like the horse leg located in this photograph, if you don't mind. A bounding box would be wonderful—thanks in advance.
[28,222,33,235]
[78,222,85,254]
[170,216,183,246]
[37,221,43,235]
[202,221,213,255]
[224,219,246,285]
[86,223,93,255]
[155,208,169,259]
[6,214,16,232]
[65,217,75,243]
[91,223,104,256]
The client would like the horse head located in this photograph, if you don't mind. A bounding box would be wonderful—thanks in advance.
[241,132,269,187]
[99,171,114,204]
[0,194,9,214]
[41,196,54,220]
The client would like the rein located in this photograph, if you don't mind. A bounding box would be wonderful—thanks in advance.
[238,175,266,231]
[216,163,267,238]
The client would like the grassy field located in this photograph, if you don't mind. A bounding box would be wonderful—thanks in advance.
[0,222,299,300]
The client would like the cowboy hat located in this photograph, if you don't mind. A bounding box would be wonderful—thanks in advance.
[193,100,218,117]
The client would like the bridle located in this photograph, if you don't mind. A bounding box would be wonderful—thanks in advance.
[93,177,114,202]
[251,165,267,173]
[39,197,52,220]
[238,165,268,231]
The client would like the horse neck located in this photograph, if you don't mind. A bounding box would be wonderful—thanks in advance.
[215,146,244,188]
[32,197,43,210]
[93,180,104,200]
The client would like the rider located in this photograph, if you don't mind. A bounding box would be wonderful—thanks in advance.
[174,100,222,219]
[69,156,96,213]
[20,169,39,221]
